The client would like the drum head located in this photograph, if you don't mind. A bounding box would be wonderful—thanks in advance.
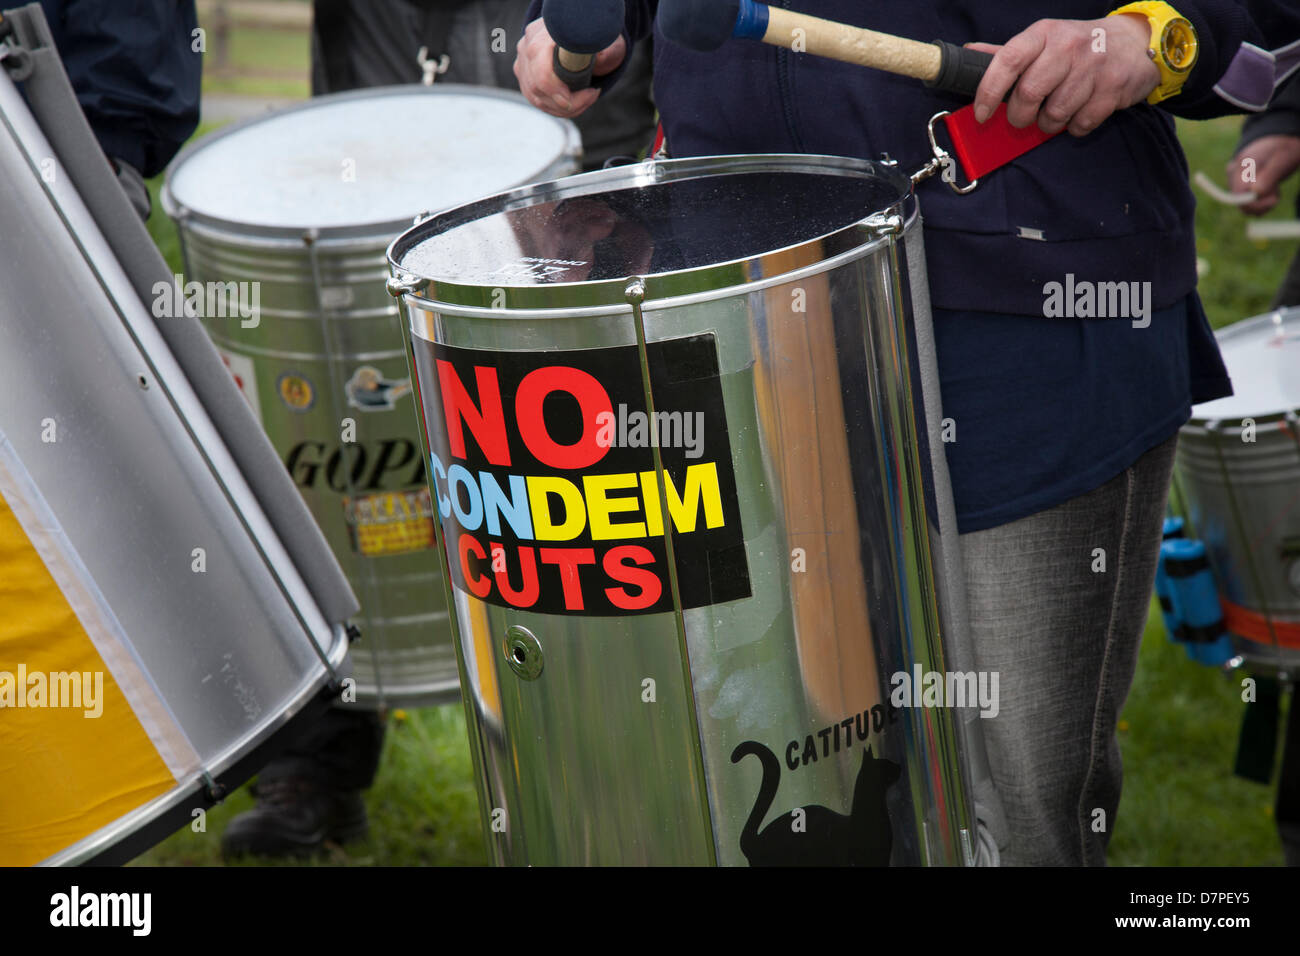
[167,86,579,234]
[390,154,914,306]
[1192,308,1300,420]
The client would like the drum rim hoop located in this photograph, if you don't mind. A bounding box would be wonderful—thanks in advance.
[388,153,918,312]
[399,200,920,328]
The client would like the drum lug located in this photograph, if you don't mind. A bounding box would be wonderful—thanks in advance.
[865,212,904,238]
[386,272,423,299]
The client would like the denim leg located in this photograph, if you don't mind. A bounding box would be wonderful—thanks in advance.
[959,432,1178,865]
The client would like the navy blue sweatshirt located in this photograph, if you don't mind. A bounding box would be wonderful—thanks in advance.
[598,1,1300,315]
[528,2,1300,529]
[39,0,201,178]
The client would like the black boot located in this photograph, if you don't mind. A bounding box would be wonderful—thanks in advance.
[221,708,385,860]
[221,771,368,859]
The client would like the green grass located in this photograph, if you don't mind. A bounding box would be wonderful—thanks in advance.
[202,25,310,99]
[132,706,487,867]
[134,114,1298,867]
[1110,607,1289,866]
[1179,115,1300,328]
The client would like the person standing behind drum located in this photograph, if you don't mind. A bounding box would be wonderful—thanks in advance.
[1229,76,1300,306]
[1227,74,1300,866]
[516,1,1300,866]
[220,0,655,860]
[311,0,655,170]
[33,0,201,219]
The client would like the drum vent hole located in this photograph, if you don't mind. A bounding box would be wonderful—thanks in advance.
[512,645,527,664]
[137,374,149,390]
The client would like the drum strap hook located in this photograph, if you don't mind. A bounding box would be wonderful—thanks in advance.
[417,47,450,86]
[911,105,1060,195]
[910,112,979,195]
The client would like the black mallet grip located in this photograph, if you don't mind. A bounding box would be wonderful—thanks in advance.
[542,0,624,93]
[927,41,995,98]
[552,46,596,91]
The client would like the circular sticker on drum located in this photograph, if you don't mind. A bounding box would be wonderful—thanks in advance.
[277,372,315,412]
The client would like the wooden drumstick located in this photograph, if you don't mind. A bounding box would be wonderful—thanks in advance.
[659,0,993,98]
[542,0,626,92]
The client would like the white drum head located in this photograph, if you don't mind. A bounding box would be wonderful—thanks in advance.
[1192,308,1300,420]
[167,86,578,233]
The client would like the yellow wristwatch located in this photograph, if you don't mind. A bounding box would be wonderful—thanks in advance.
[1108,2,1199,104]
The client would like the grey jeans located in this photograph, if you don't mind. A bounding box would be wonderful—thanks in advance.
[960,431,1179,866]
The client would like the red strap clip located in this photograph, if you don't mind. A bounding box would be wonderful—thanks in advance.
[925,103,1060,192]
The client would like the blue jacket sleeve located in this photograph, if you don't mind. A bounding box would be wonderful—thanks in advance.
[1162,0,1300,118]
[39,0,202,177]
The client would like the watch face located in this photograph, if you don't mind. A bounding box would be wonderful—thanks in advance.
[1161,18,1198,73]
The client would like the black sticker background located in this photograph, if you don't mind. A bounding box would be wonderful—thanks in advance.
[410,333,751,615]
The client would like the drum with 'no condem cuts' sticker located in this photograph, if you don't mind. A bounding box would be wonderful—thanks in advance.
[163,87,581,707]
[388,154,993,865]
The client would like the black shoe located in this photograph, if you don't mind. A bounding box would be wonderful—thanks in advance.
[221,774,368,860]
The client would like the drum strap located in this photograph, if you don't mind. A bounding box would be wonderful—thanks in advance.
[313,0,356,92]
[409,0,471,63]
[940,102,1059,183]
[1221,598,1300,650]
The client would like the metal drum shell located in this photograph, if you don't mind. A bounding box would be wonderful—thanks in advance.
[389,155,978,865]
[0,61,351,865]
[162,87,581,707]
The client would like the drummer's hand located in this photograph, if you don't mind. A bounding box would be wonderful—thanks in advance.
[1226,135,1300,216]
[514,18,626,118]
[968,15,1161,137]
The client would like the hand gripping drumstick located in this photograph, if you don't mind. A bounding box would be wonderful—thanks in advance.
[542,0,626,92]
[659,0,994,98]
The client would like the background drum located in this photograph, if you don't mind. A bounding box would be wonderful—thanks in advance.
[163,87,581,707]
[1173,308,1300,676]
[389,155,986,865]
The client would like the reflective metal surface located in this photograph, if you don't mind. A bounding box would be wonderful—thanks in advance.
[164,87,581,707]
[391,155,977,865]
[1174,309,1300,675]
[0,63,349,864]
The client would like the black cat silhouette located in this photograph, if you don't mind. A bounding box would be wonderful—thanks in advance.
[732,739,901,866]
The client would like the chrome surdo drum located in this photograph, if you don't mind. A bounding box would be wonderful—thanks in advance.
[387,154,990,865]
[163,87,580,707]
[1173,308,1300,676]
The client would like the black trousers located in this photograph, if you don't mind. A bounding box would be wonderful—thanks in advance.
[261,707,386,791]
[1273,265,1300,866]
